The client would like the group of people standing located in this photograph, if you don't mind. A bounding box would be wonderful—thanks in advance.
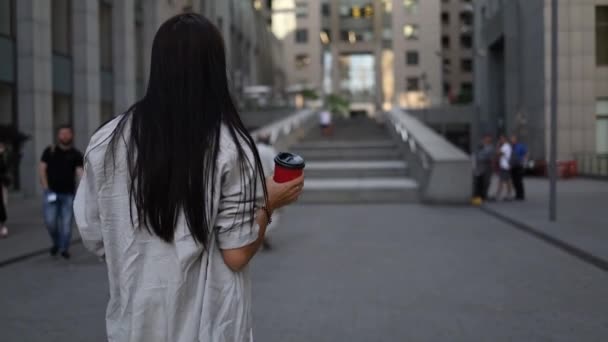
[474,134,528,202]
[0,125,83,262]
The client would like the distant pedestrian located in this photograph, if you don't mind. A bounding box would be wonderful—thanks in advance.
[0,142,9,238]
[473,134,494,200]
[319,109,332,137]
[256,133,281,250]
[510,135,527,200]
[39,125,83,259]
[493,135,513,201]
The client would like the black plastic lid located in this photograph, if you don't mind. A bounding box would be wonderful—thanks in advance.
[274,152,305,169]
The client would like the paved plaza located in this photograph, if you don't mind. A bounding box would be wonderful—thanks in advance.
[1,116,607,341]
[1,202,608,341]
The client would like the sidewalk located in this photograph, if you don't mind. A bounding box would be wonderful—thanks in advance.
[0,195,81,265]
[483,177,608,263]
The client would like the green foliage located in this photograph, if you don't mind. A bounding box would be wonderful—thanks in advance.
[301,89,319,100]
[454,89,473,104]
[325,94,350,116]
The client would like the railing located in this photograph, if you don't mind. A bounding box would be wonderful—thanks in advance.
[574,153,608,178]
[385,108,472,204]
[251,109,317,152]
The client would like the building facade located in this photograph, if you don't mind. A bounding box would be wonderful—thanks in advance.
[271,0,323,103]
[474,0,608,163]
[0,0,284,196]
[440,0,474,103]
[272,0,441,111]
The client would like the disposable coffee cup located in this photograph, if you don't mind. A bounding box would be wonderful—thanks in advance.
[274,152,305,183]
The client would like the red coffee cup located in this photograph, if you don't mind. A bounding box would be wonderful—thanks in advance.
[274,152,305,183]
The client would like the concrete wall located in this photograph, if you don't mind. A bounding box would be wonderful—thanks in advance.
[386,108,472,204]
[544,0,608,159]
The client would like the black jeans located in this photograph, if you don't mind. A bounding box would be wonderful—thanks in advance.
[0,186,6,223]
[473,172,492,199]
[510,165,525,200]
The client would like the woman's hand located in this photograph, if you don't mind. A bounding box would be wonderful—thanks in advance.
[265,175,304,212]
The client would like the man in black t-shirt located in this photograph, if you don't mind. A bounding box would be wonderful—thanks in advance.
[39,125,84,259]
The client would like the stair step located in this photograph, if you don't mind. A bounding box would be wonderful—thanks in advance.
[300,178,419,203]
[293,140,397,150]
[297,148,403,161]
[305,160,408,178]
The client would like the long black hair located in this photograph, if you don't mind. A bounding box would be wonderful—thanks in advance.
[105,13,267,249]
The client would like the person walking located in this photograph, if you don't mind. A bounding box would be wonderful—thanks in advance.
[39,126,83,258]
[493,135,513,201]
[74,13,304,342]
[256,134,281,250]
[510,134,528,200]
[319,108,332,137]
[473,134,494,200]
[0,142,9,238]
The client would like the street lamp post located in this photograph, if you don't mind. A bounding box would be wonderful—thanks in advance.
[549,0,558,221]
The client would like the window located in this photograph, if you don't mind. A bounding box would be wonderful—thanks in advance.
[0,83,14,125]
[406,77,420,91]
[295,54,311,69]
[597,98,608,153]
[295,29,308,43]
[403,24,419,40]
[0,0,14,37]
[441,12,450,26]
[340,30,349,42]
[597,6,608,66]
[382,28,392,41]
[53,94,72,131]
[460,34,472,49]
[383,0,392,13]
[320,30,330,44]
[460,11,473,26]
[404,0,418,14]
[461,58,473,72]
[296,1,307,18]
[322,1,330,16]
[52,0,72,56]
[443,83,451,97]
[461,82,473,94]
[99,1,113,71]
[442,35,450,48]
[406,51,419,65]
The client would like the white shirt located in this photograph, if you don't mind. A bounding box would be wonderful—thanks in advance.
[255,143,277,178]
[319,111,331,125]
[74,116,260,342]
[499,143,512,170]
[254,142,281,232]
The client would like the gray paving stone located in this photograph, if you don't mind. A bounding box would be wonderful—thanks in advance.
[2,204,607,341]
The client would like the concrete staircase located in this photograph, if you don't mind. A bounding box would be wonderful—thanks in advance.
[291,116,419,203]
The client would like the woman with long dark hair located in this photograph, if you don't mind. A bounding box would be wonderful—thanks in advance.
[74,13,303,341]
